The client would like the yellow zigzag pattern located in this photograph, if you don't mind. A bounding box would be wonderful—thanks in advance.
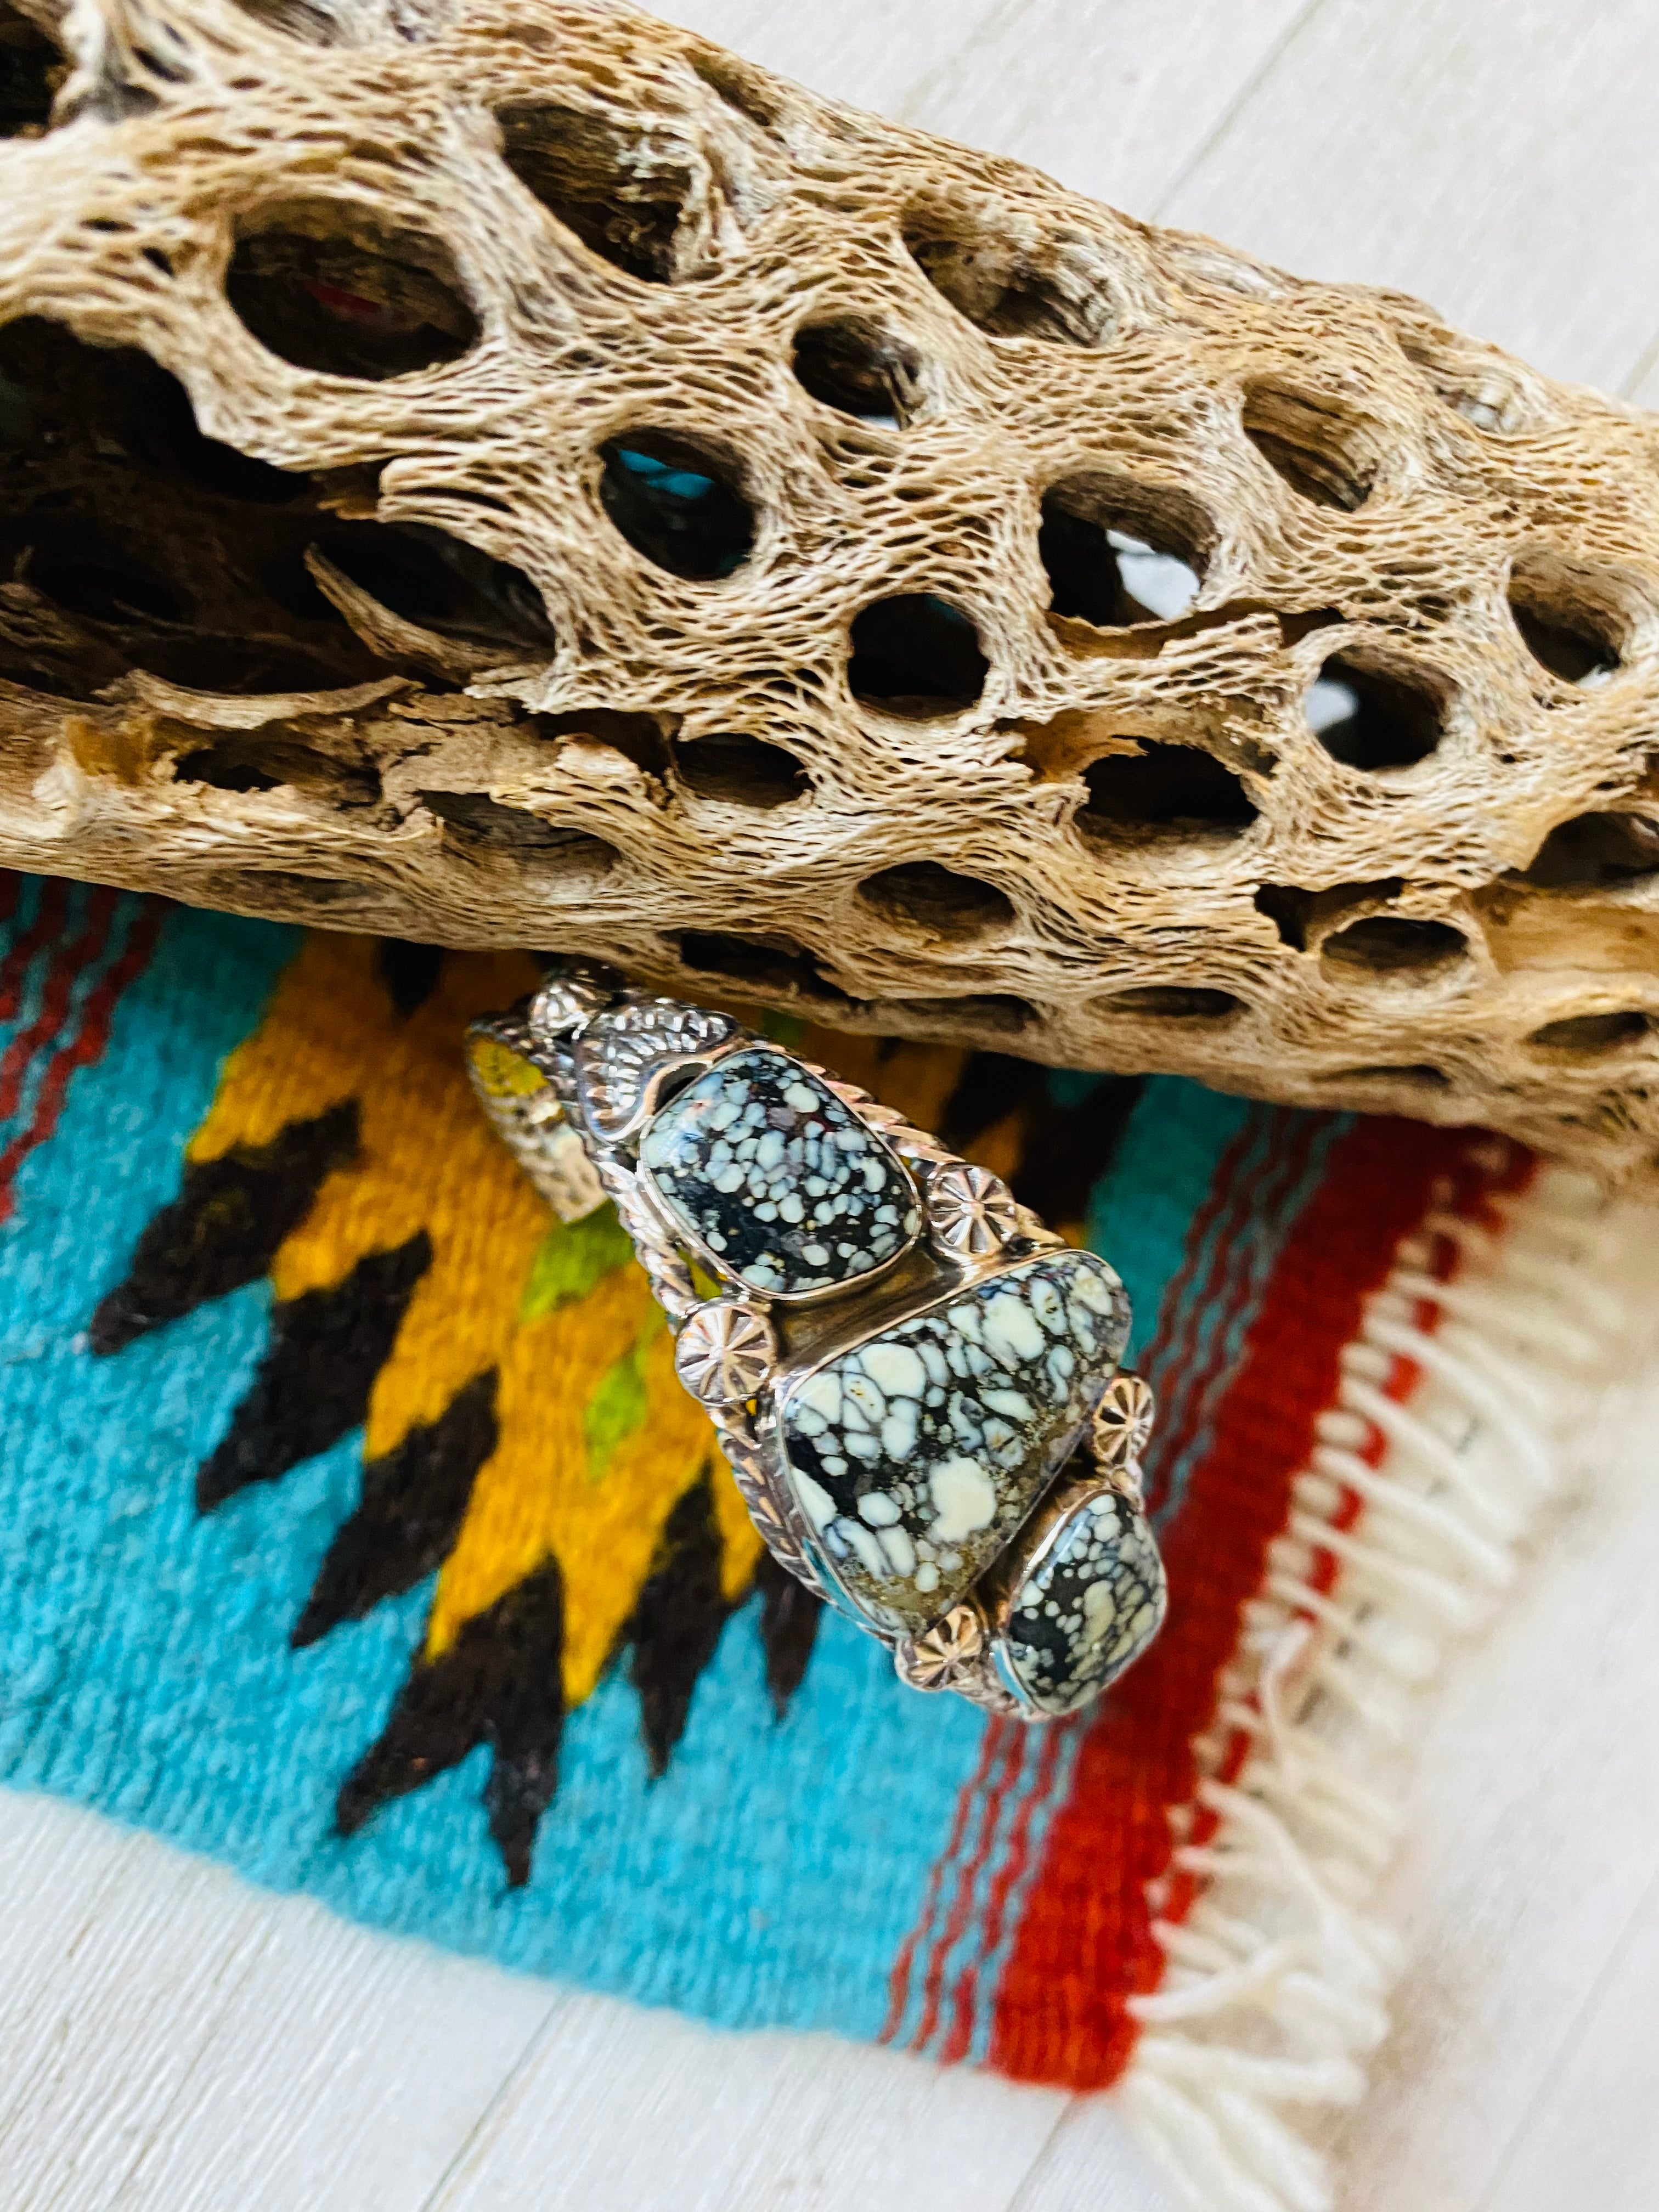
[191,933,759,1705]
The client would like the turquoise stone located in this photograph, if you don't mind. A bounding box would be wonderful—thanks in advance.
[999,1489,1167,1716]
[776,1248,1130,1634]
[639,1046,918,1299]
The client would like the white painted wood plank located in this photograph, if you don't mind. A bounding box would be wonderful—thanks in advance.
[0,1791,1163,2212]
[0,1793,283,2210]
[1621,347,1659,414]
[117,1909,560,2212]
[1480,1864,1659,2212]
[0,1792,558,2212]
[880,0,1316,217]
[644,0,1007,136]
[1006,2094,1185,2212]
[1155,0,1659,396]
[424,1994,1080,2212]
[649,0,1311,218]
[1314,1232,1659,2212]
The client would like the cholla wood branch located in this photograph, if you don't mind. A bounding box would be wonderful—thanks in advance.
[2,0,1658,1183]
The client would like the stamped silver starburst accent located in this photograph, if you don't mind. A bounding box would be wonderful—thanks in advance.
[1092,1370,1155,1498]
[926,1160,1020,1258]
[894,1601,988,1692]
[673,1300,777,1406]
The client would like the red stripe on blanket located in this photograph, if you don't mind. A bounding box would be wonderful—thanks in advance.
[1164,1135,1537,1931]
[0,895,168,1220]
[985,1114,1509,2090]
[909,1720,1026,2051]
[0,887,117,1122]
[0,876,70,1023]
[878,1718,1011,2047]
[1143,1110,1330,1520]
[885,1107,1325,2059]
[938,1719,1069,2064]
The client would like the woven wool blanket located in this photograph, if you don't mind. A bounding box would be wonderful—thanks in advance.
[0,873,1613,2211]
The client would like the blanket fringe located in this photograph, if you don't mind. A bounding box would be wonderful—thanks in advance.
[1117,1161,1641,2212]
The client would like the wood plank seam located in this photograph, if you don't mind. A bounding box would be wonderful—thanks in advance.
[1146,0,1334,220]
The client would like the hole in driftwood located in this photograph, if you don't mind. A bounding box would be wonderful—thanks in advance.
[1254,883,1314,950]
[498,101,696,284]
[1508,550,1627,686]
[421,791,618,870]
[1,2,61,136]
[857,860,1014,944]
[1517,810,1659,890]
[1321,915,1467,980]
[537,707,672,778]
[1042,517,1200,627]
[672,731,808,806]
[599,431,755,582]
[791,319,921,426]
[1324,1064,1452,1092]
[1306,650,1450,771]
[140,374,304,506]
[313,521,555,657]
[848,594,988,716]
[179,748,280,794]
[27,541,185,625]
[1079,741,1257,840]
[1243,382,1376,510]
[1102,985,1243,1020]
[227,204,480,380]
[1527,1009,1651,1054]
[1255,877,1407,952]
[227,0,344,42]
[676,929,849,1003]
[0,315,404,698]
[903,207,1113,346]
[177,734,379,805]
[873,992,1037,1036]
[1392,323,1532,436]
[690,49,781,133]
[1040,474,1210,626]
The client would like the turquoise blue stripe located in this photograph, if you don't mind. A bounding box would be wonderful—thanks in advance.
[911,1725,1042,2058]
[1146,1109,1350,1526]
[1085,1075,1256,1368]
[962,1720,1087,2066]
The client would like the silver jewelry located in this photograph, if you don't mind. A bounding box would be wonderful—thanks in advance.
[467,964,1168,1722]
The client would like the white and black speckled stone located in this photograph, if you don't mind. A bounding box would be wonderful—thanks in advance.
[776,1248,1131,1634]
[1000,1491,1167,1716]
[639,1046,920,1298]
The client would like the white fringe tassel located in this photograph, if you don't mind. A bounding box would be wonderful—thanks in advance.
[1117,1161,1640,2212]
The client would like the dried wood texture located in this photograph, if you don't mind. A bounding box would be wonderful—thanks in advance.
[1,0,1657,1183]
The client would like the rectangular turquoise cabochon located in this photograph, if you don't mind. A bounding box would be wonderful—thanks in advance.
[0,889,1249,2041]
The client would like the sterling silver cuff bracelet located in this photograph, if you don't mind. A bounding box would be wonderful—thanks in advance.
[467,964,1168,1722]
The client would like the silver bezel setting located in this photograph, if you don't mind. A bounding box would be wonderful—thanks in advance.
[630,1037,924,1310]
